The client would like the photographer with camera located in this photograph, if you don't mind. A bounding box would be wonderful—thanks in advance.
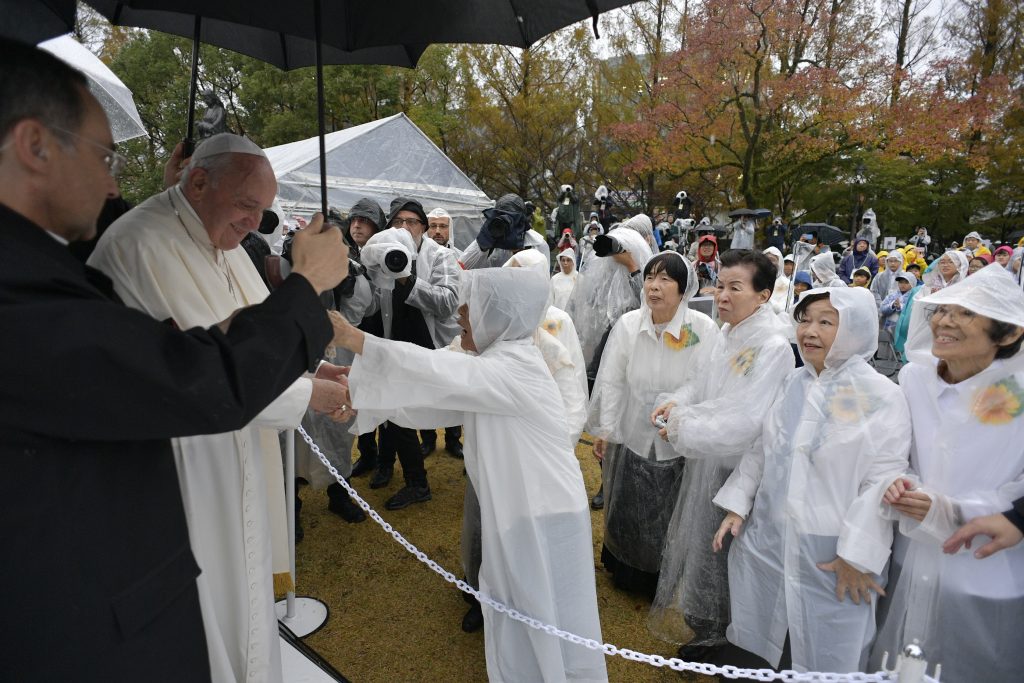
[553,183,581,236]
[359,197,461,510]
[459,193,552,270]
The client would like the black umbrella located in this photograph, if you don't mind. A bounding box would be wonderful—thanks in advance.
[797,223,845,245]
[90,1,426,215]
[727,208,758,219]
[2,0,77,43]
[89,1,634,51]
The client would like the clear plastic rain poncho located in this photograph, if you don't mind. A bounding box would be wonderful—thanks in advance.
[809,252,846,288]
[713,287,911,672]
[763,246,792,314]
[648,302,795,647]
[565,221,653,368]
[869,250,907,306]
[871,264,1024,683]
[348,267,607,683]
[921,249,968,294]
[586,253,720,590]
[503,249,588,443]
[551,248,579,311]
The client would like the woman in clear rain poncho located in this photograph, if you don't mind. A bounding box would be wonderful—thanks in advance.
[870,264,1024,683]
[587,252,721,596]
[551,248,579,311]
[809,252,846,288]
[711,286,910,673]
[648,250,795,658]
[921,249,969,294]
[455,248,590,634]
[763,246,792,314]
[565,217,654,371]
[337,267,607,683]
[870,251,907,307]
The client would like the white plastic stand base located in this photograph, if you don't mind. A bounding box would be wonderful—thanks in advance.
[276,596,329,638]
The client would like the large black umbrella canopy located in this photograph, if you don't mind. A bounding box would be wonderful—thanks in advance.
[88,0,427,216]
[798,223,846,246]
[86,0,634,50]
[1,0,76,43]
[87,1,425,70]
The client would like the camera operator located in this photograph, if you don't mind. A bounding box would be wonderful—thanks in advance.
[362,197,461,510]
[553,183,581,237]
[460,193,552,270]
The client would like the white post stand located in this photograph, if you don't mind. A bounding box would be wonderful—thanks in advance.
[881,642,941,683]
[275,428,329,638]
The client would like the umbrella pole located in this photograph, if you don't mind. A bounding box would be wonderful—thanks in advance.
[315,0,328,218]
[184,16,201,157]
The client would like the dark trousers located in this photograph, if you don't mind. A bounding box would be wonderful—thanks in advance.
[378,422,428,487]
[419,426,462,448]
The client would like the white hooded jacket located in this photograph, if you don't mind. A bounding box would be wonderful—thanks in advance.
[714,287,910,672]
[348,268,607,683]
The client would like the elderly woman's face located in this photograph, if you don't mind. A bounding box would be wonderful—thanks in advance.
[938,255,958,278]
[457,304,477,353]
[929,304,996,366]
[796,298,840,373]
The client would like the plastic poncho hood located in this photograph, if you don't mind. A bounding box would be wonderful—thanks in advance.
[904,263,1024,366]
[557,248,577,272]
[795,286,880,371]
[809,252,842,286]
[458,267,548,353]
[922,250,969,291]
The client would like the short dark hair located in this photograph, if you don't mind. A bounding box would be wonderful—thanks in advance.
[719,249,776,293]
[0,38,88,148]
[643,253,689,294]
[988,319,1024,360]
[793,292,832,322]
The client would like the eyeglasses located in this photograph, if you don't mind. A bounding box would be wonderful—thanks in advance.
[48,126,127,178]
[927,305,978,326]
[391,217,423,228]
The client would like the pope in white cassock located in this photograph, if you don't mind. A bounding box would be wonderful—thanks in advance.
[336,267,608,683]
[89,134,348,683]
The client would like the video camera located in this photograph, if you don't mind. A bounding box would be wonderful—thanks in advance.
[478,193,531,251]
[360,227,416,291]
[593,232,626,257]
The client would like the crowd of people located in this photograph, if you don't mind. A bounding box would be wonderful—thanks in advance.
[3,39,1023,683]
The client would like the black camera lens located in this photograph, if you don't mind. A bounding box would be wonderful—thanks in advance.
[488,214,513,239]
[383,250,409,273]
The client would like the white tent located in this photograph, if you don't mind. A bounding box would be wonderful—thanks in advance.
[265,113,491,250]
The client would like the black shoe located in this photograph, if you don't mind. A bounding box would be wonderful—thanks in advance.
[461,602,484,633]
[326,483,366,523]
[351,455,378,478]
[677,642,720,663]
[369,466,393,489]
[384,485,432,510]
[420,440,436,458]
[590,485,604,510]
[444,442,464,459]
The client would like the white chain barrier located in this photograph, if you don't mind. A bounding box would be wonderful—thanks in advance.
[298,425,937,683]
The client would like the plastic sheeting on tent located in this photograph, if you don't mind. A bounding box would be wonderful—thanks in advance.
[264,113,491,251]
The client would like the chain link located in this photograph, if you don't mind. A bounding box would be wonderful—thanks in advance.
[298,426,932,683]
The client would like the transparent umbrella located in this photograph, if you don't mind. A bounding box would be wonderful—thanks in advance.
[39,35,148,143]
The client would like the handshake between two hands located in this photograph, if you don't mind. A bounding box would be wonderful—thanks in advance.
[309,362,356,423]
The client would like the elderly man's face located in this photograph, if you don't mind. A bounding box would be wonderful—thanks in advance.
[47,87,121,241]
[427,216,450,246]
[185,155,277,250]
[392,209,425,242]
